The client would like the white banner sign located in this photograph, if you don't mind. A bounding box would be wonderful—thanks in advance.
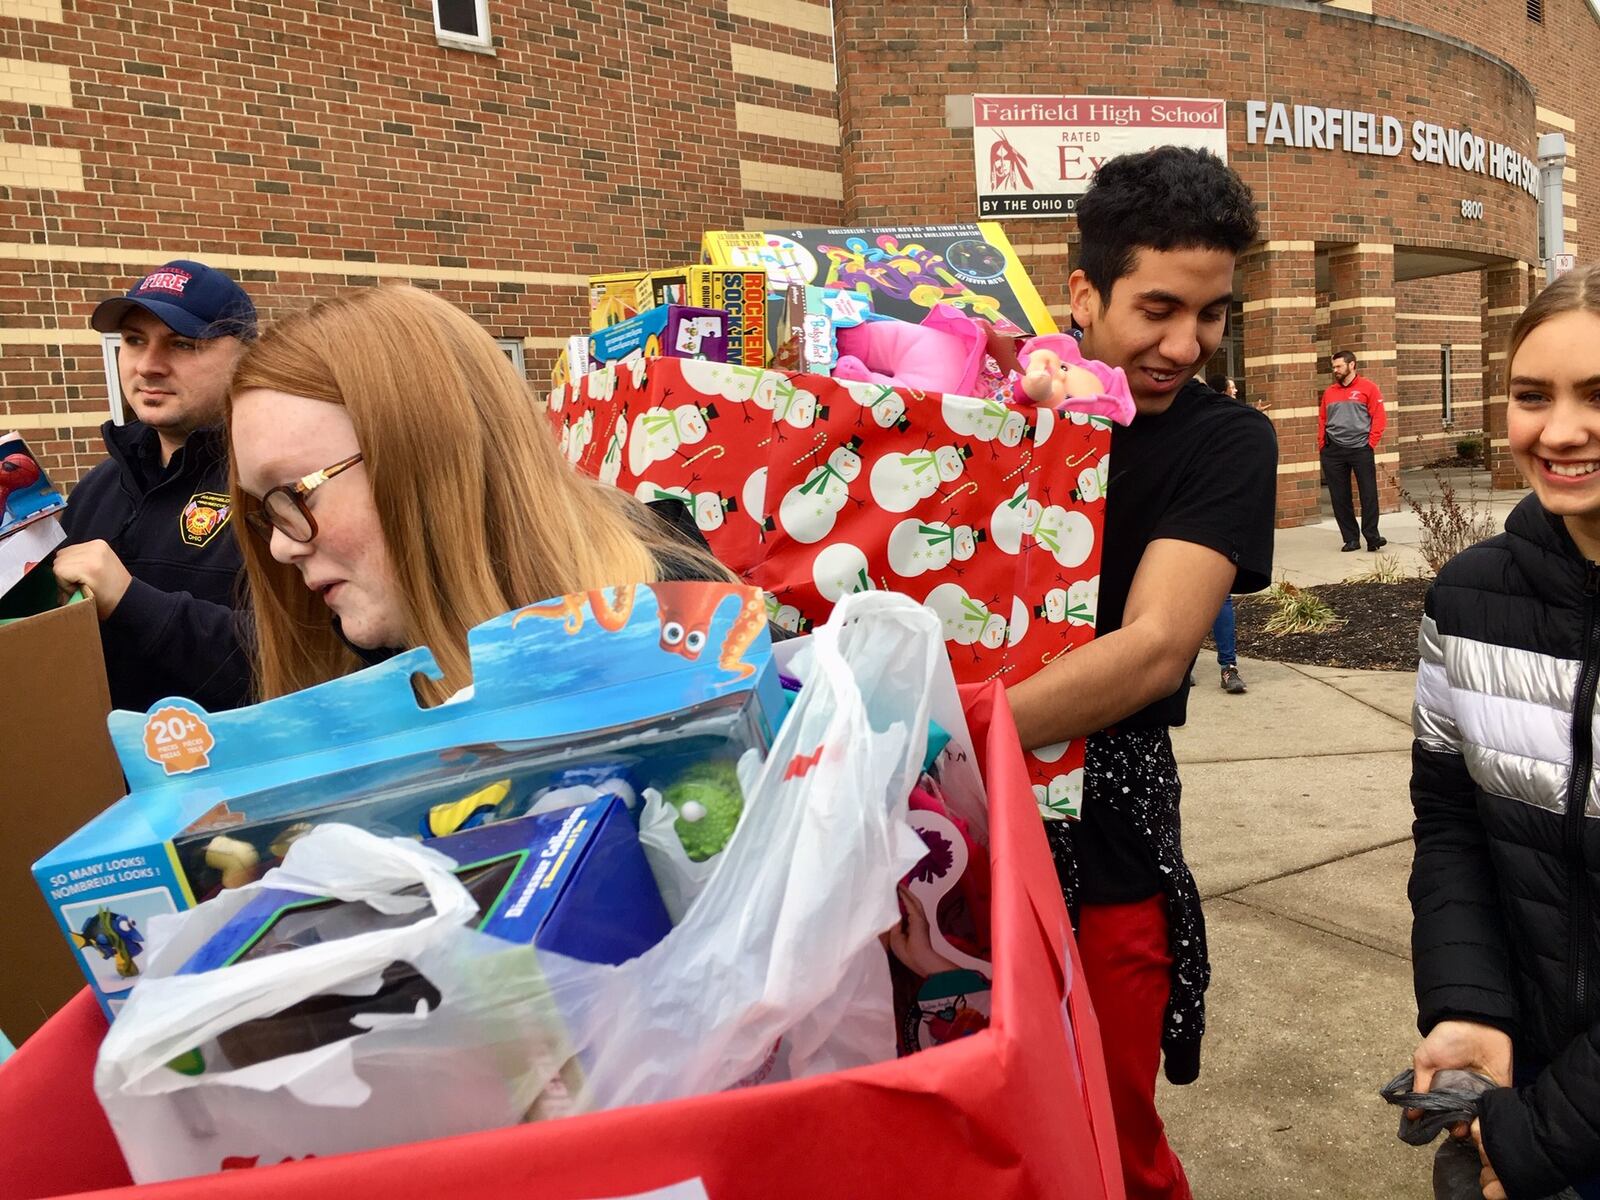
[972,94,1227,219]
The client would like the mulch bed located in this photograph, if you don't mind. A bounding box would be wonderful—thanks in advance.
[1227,579,1430,671]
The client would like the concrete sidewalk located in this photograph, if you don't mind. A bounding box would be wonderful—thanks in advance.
[1159,655,1425,1197]
[1152,471,1530,1197]
[1274,466,1522,587]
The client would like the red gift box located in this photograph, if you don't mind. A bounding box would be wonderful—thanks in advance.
[551,358,1111,820]
[0,684,1122,1200]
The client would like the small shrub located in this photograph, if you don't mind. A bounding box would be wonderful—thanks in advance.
[1454,434,1485,463]
[1346,553,1409,584]
[1262,579,1343,635]
[1402,469,1499,575]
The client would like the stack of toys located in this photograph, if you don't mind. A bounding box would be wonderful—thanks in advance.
[0,432,67,608]
[553,222,1057,402]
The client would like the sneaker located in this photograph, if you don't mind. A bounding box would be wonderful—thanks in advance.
[1368,536,1388,551]
[1341,541,1359,552]
[1220,665,1246,694]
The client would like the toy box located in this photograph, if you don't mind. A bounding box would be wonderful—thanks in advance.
[769,284,880,376]
[701,223,1057,337]
[172,795,671,1074]
[1,431,67,598]
[635,267,770,367]
[35,581,784,1019]
[588,304,730,367]
[587,270,648,331]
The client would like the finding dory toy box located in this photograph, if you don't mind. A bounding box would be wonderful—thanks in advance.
[35,581,783,1019]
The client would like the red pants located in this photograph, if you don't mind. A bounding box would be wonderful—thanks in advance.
[1077,897,1194,1200]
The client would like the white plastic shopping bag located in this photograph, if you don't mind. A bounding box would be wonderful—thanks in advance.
[94,826,568,1182]
[541,591,954,1105]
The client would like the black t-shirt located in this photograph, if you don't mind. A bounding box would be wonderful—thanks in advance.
[1074,379,1278,903]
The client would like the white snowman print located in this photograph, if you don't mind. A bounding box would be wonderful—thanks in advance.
[586,366,618,404]
[762,594,809,634]
[632,481,731,532]
[679,359,767,410]
[990,484,1043,555]
[868,444,968,514]
[627,402,710,476]
[923,582,1007,649]
[759,375,823,430]
[563,410,594,465]
[1076,455,1110,503]
[812,541,873,603]
[776,443,863,543]
[887,518,979,580]
[1032,504,1096,568]
[842,380,908,430]
[1036,577,1097,626]
[598,414,628,486]
[1007,595,1030,647]
[741,466,768,531]
[941,395,1030,446]
[1032,767,1085,821]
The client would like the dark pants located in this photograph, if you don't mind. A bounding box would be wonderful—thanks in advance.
[1321,443,1381,547]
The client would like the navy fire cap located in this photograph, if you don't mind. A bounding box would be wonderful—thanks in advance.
[91,260,257,340]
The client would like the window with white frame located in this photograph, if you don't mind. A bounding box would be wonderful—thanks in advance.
[434,0,491,50]
[496,337,526,377]
[101,332,128,424]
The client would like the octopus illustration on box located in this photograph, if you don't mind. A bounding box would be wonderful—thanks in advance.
[513,583,766,681]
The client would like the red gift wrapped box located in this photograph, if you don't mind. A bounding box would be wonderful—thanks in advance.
[551,358,1111,820]
[0,683,1123,1200]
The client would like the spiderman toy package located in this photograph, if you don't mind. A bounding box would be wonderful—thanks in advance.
[34,581,784,1022]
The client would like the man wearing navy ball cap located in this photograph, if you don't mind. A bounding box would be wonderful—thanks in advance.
[53,261,257,713]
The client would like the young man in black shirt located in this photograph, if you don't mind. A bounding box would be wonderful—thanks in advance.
[1007,149,1278,1200]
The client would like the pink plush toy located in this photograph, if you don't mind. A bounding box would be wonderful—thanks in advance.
[1010,333,1136,426]
[833,303,989,397]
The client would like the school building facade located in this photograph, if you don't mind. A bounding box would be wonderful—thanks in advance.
[0,0,1594,524]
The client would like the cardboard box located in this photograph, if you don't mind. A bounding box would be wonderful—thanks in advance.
[587,271,647,332]
[0,597,125,1042]
[635,267,770,367]
[587,304,731,366]
[701,223,1057,337]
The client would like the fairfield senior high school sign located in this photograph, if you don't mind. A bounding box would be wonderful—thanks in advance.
[972,95,1227,218]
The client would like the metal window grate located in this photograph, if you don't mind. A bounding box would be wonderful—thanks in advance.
[1528,0,1544,23]
[1441,345,1454,426]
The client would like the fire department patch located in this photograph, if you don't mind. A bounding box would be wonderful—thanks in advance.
[179,491,232,548]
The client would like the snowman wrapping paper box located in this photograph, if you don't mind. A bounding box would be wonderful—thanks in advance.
[549,357,1108,821]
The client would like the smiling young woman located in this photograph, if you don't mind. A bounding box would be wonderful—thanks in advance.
[1408,264,1600,1200]
[226,285,733,702]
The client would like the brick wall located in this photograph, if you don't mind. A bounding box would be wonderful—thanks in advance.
[1379,0,1597,266]
[0,0,843,485]
[1393,273,1482,468]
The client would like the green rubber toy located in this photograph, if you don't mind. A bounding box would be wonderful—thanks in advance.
[667,760,744,862]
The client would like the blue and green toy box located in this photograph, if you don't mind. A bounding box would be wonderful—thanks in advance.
[35,581,783,1020]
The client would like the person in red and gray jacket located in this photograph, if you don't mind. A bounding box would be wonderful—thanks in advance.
[1318,349,1388,552]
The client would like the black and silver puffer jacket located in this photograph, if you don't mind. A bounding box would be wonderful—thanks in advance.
[1411,493,1600,1198]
